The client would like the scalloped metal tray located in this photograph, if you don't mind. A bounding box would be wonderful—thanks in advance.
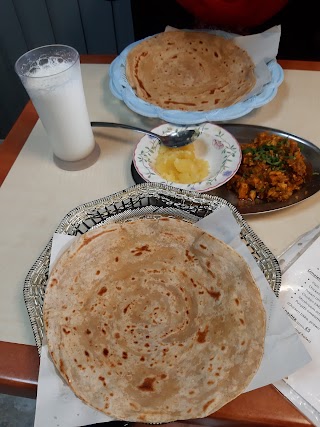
[23,183,281,355]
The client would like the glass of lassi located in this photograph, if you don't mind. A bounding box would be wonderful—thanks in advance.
[15,45,99,170]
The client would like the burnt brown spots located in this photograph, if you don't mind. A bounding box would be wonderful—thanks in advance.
[138,377,156,392]
[75,229,116,254]
[241,340,246,346]
[221,345,226,351]
[207,380,214,385]
[62,328,70,335]
[160,374,167,379]
[122,352,128,359]
[96,270,100,275]
[99,376,107,387]
[197,325,209,343]
[123,304,131,314]
[215,372,220,376]
[98,286,107,296]
[84,350,89,357]
[189,390,195,395]
[209,89,215,95]
[201,101,208,104]
[50,278,58,288]
[235,298,240,305]
[185,250,196,261]
[115,257,119,262]
[103,348,109,357]
[203,399,215,412]
[131,245,151,256]
[65,317,69,321]
[171,55,177,59]
[140,356,145,361]
[102,329,106,334]
[145,343,150,348]
[130,402,139,410]
[207,269,216,279]
[86,329,91,335]
[239,318,245,325]
[190,278,197,288]
[206,289,221,300]
[214,99,220,105]
[160,217,170,221]
[164,100,196,107]
[115,332,120,339]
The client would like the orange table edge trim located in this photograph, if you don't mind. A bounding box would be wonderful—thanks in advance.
[0,57,317,426]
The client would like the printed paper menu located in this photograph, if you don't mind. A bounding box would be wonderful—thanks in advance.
[279,235,320,413]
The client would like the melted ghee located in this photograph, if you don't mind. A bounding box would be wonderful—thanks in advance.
[154,143,209,184]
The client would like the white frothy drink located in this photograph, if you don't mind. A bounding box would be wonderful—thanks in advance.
[17,48,95,162]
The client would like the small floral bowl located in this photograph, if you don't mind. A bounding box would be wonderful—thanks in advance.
[133,123,242,192]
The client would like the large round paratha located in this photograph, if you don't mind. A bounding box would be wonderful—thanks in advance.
[44,217,266,423]
[125,31,256,111]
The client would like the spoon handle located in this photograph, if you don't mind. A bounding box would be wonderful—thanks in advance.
[91,121,161,141]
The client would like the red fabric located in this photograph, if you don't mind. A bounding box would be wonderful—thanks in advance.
[176,0,288,28]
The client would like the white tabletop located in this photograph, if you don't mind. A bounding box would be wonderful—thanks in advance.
[0,64,319,346]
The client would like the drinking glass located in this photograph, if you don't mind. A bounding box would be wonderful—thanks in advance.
[15,45,99,170]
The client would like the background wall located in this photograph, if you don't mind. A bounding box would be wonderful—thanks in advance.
[2,0,320,140]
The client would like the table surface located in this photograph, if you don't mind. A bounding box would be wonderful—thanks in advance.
[1,55,320,426]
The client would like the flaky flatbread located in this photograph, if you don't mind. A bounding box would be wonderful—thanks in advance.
[44,217,265,423]
[126,31,256,111]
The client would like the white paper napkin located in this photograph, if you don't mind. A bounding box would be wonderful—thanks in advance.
[34,206,311,427]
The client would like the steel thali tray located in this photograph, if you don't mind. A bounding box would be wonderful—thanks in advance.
[24,184,281,355]
[131,124,320,215]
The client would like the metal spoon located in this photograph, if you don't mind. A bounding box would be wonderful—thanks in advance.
[91,121,199,148]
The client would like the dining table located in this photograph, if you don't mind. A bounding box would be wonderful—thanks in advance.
[0,54,320,427]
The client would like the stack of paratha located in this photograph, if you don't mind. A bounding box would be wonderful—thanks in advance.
[44,218,265,423]
[126,31,256,111]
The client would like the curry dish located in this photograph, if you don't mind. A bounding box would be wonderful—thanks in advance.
[227,132,307,202]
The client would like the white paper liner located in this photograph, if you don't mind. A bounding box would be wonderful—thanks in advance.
[34,206,311,427]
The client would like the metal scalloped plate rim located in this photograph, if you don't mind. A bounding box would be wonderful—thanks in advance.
[108,33,284,124]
